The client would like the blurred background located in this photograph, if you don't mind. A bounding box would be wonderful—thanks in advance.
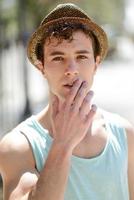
[0,0,134,198]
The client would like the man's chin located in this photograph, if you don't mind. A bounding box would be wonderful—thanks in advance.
[58,91,69,102]
[53,88,71,102]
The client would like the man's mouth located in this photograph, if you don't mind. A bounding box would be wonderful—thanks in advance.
[63,86,73,90]
[64,84,74,88]
[63,80,76,89]
[63,79,77,87]
[63,79,79,90]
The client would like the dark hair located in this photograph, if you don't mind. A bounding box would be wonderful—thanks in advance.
[36,22,100,63]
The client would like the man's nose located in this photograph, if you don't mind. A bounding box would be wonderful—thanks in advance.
[64,61,79,76]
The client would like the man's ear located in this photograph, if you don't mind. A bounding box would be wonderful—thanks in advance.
[35,60,46,76]
[94,56,101,73]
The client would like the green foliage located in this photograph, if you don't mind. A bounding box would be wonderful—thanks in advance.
[0,0,125,43]
[79,0,125,31]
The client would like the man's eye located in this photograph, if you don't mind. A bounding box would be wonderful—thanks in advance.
[77,55,88,59]
[52,57,64,61]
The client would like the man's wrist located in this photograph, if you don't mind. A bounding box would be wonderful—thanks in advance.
[52,140,73,159]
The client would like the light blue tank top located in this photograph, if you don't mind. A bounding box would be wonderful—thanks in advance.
[15,110,129,200]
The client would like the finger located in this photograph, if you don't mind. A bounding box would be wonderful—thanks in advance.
[65,79,82,107]
[85,104,97,123]
[71,81,89,111]
[51,95,59,119]
[79,91,94,117]
[11,172,38,198]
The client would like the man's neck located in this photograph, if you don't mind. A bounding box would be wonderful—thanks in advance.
[36,104,53,134]
[35,102,103,138]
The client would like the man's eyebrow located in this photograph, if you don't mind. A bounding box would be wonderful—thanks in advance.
[49,51,65,56]
[49,50,91,56]
[75,50,91,54]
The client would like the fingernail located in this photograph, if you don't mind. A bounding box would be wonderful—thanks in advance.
[91,104,97,112]
[89,90,94,96]
[87,90,94,97]
[83,81,88,86]
[75,78,81,84]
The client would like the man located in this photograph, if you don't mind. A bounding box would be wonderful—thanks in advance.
[0,3,134,200]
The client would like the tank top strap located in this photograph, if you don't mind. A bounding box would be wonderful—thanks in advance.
[101,109,128,156]
[15,116,52,172]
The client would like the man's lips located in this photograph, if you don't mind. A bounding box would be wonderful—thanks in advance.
[62,83,74,91]
[63,82,75,89]
[63,84,73,88]
[63,79,78,88]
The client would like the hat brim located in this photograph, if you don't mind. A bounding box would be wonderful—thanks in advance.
[27,17,108,66]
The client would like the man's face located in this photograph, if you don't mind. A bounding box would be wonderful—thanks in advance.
[42,30,100,101]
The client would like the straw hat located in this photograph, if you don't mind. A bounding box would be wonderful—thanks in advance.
[27,3,108,66]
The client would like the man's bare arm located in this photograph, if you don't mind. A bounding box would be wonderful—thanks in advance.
[126,122,134,200]
[0,132,38,200]
[28,142,72,200]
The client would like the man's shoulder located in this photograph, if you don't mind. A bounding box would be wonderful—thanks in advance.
[0,116,33,153]
[119,116,134,152]
[0,130,30,155]
[0,119,34,173]
[99,108,133,128]
[100,108,134,145]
